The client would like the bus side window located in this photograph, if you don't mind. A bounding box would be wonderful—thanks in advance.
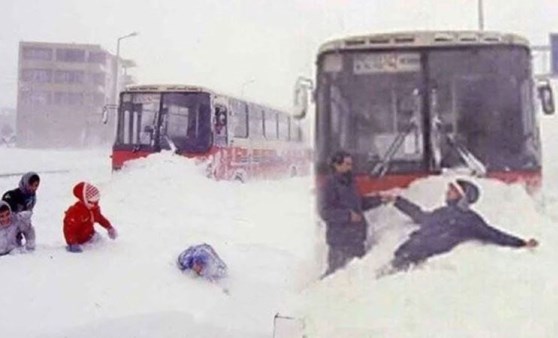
[215,105,228,145]
[232,101,248,138]
[248,104,264,139]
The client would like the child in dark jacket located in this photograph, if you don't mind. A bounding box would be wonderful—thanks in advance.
[2,172,40,246]
[2,172,40,213]
[63,182,117,253]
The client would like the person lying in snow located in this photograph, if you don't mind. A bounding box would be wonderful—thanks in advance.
[0,201,35,255]
[63,182,117,253]
[177,243,227,281]
[381,179,538,273]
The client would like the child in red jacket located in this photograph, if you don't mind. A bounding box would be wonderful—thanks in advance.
[63,182,117,253]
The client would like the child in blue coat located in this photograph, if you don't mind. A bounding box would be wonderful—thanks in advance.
[177,243,227,281]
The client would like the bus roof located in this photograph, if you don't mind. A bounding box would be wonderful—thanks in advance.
[125,84,212,93]
[123,84,293,115]
[318,31,529,55]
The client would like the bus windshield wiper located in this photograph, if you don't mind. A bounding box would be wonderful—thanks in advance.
[370,117,417,177]
[432,118,486,176]
[164,135,178,152]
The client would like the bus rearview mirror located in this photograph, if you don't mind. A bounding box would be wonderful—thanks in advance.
[538,83,555,115]
[293,76,313,120]
[101,106,109,124]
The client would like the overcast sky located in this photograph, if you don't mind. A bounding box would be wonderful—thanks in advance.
[1,0,557,110]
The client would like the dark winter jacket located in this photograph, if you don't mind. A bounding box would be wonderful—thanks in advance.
[392,196,526,269]
[2,172,38,213]
[318,173,383,247]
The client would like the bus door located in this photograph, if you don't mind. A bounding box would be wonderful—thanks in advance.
[116,99,160,152]
[112,96,161,169]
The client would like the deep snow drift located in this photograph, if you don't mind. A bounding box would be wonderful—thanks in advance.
[0,149,317,338]
[0,115,557,338]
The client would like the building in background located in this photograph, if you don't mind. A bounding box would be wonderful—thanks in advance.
[0,107,16,146]
[16,41,136,148]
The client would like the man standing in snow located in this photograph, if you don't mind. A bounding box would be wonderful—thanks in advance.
[0,201,35,255]
[318,151,384,276]
[177,243,228,281]
[383,179,538,272]
[63,182,118,253]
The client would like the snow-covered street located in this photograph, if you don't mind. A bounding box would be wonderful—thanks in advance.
[0,113,556,338]
[0,149,317,337]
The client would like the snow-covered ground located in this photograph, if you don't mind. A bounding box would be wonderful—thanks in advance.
[0,115,557,338]
[0,149,317,338]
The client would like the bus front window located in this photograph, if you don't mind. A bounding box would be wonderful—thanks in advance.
[429,47,541,171]
[161,92,212,153]
[117,93,160,147]
[316,52,424,174]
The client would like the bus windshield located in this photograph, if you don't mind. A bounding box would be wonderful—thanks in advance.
[316,45,540,174]
[117,91,212,153]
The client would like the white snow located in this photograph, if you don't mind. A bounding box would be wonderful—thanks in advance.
[0,116,557,338]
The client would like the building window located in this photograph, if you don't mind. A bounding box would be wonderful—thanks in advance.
[91,73,105,86]
[56,48,86,62]
[20,90,51,105]
[88,52,106,64]
[54,70,84,84]
[93,93,106,105]
[85,93,106,106]
[54,92,84,105]
[22,47,53,61]
[21,69,52,83]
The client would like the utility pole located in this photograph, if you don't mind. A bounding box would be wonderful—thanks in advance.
[478,0,485,31]
[113,32,138,105]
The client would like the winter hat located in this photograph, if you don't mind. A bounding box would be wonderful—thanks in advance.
[455,179,480,204]
[18,171,40,194]
[73,182,100,206]
[0,200,12,213]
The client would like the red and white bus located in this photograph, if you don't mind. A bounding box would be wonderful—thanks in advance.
[111,84,310,181]
[294,31,555,194]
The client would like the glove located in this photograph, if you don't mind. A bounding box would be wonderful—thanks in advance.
[67,244,83,253]
[107,227,118,240]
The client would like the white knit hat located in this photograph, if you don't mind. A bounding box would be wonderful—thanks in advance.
[83,183,100,204]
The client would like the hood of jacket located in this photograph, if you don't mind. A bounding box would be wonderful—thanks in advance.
[18,172,38,195]
[72,182,100,209]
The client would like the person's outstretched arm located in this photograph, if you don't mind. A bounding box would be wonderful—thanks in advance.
[361,195,383,211]
[393,196,429,224]
[471,213,532,247]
